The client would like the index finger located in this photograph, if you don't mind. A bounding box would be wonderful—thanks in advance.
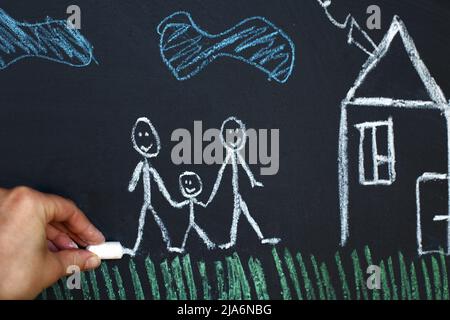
[40,192,105,245]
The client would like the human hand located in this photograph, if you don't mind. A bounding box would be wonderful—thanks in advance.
[0,187,105,299]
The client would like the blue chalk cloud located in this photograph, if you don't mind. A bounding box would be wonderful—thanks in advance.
[0,8,96,69]
[158,12,295,84]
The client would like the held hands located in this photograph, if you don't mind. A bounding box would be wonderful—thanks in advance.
[0,187,105,299]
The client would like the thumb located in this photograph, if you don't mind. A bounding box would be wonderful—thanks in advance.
[44,249,101,285]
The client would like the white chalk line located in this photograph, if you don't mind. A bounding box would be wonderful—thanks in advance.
[316,0,377,56]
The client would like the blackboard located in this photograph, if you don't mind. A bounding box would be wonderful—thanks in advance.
[1,0,450,300]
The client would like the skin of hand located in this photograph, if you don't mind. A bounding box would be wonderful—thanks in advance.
[0,187,105,299]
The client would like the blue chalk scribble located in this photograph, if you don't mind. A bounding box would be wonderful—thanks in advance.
[0,8,96,69]
[157,12,295,84]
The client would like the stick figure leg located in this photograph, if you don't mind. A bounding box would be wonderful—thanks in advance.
[192,223,216,249]
[180,224,193,251]
[129,202,149,255]
[148,205,172,249]
[240,196,281,245]
[219,202,242,249]
[240,197,264,240]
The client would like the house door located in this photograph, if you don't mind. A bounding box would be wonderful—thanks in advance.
[416,173,449,255]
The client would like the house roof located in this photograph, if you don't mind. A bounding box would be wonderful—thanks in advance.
[344,16,447,108]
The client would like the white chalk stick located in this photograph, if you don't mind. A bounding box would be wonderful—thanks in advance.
[86,242,124,260]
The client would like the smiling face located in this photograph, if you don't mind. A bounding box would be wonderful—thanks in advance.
[220,117,246,151]
[179,171,203,198]
[132,117,161,158]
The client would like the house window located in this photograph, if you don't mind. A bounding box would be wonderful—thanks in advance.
[355,117,396,185]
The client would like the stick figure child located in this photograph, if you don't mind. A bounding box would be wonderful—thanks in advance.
[169,171,215,253]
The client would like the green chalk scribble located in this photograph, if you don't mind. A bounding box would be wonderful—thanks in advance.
[398,252,411,300]
[226,256,241,300]
[80,272,91,300]
[35,246,450,301]
[272,247,292,300]
[129,260,145,300]
[379,261,391,300]
[248,257,269,300]
[51,281,64,300]
[88,270,100,300]
[335,252,351,300]
[364,246,380,300]
[112,266,127,300]
[233,253,252,300]
[198,261,211,300]
[387,257,399,300]
[310,255,326,300]
[284,248,303,300]
[215,261,227,300]
[351,250,368,300]
[296,252,316,300]
[431,256,442,300]
[409,262,420,300]
[320,262,336,300]
[171,256,187,300]
[145,256,161,300]
[161,260,177,300]
[421,259,433,300]
[439,252,449,300]
[183,255,198,300]
[100,263,116,300]
[61,277,73,300]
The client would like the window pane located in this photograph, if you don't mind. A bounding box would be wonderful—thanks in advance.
[377,161,391,182]
[362,128,374,182]
[376,125,388,156]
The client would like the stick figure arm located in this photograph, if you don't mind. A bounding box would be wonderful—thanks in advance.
[206,153,231,205]
[196,200,207,208]
[173,200,190,209]
[149,167,179,207]
[128,161,144,192]
[237,153,263,188]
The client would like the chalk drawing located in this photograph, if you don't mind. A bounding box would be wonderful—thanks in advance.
[337,16,449,253]
[354,117,396,186]
[0,8,96,69]
[126,117,181,255]
[315,0,377,56]
[167,171,215,253]
[416,173,449,255]
[207,117,280,249]
[272,248,291,300]
[157,11,295,83]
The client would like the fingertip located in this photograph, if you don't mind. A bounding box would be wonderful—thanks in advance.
[84,254,101,271]
[82,224,105,245]
[53,234,79,250]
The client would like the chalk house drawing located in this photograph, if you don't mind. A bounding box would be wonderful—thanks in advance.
[157,11,295,83]
[337,16,450,256]
[207,117,281,249]
[0,8,96,69]
[126,117,183,256]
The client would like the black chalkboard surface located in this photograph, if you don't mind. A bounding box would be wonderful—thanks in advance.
[0,0,450,300]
